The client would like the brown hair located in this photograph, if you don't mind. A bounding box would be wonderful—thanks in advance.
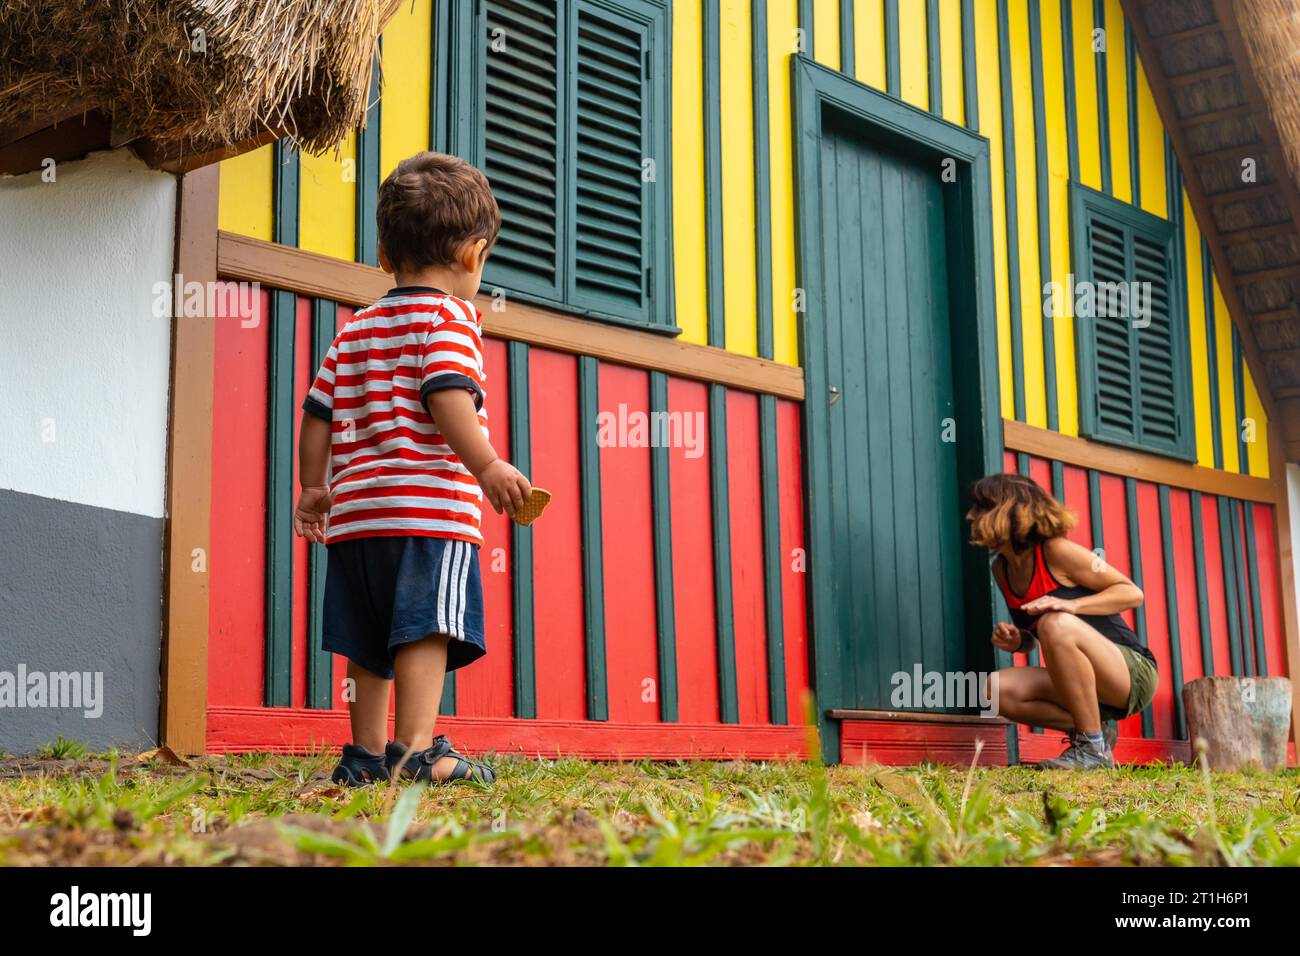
[376,151,501,272]
[967,473,1076,553]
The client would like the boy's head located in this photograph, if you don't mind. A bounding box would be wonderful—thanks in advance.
[376,151,501,298]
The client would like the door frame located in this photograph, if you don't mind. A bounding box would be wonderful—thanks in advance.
[791,56,1003,762]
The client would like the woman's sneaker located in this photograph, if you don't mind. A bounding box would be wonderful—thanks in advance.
[331,743,391,786]
[1039,732,1115,769]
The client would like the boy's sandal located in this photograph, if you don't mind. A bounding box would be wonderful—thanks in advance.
[331,743,391,787]
[386,736,496,786]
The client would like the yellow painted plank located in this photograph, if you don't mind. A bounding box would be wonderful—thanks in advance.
[813,0,841,70]
[898,0,929,110]
[217,144,274,241]
[1135,58,1166,218]
[769,0,801,365]
[721,0,759,357]
[1182,192,1216,469]
[854,0,887,90]
[1071,0,1102,191]
[1041,0,1077,435]
[299,131,358,262]
[673,0,710,347]
[1212,277,1241,473]
[939,0,965,126]
[1103,0,1131,203]
[974,0,1014,420]
[379,0,433,178]
[1009,0,1047,428]
[1243,363,1270,478]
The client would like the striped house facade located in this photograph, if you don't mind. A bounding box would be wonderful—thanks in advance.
[170,0,1299,764]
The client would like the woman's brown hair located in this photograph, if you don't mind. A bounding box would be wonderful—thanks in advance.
[967,473,1075,553]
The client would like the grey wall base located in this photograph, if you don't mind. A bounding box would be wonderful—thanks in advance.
[0,489,162,754]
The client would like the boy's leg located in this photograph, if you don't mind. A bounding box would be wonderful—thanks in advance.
[348,660,392,755]
[392,633,462,780]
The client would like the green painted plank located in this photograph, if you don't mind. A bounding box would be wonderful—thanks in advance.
[1092,0,1112,195]
[799,0,815,58]
[649,371,679,722]
[1217,496,1244,675]
[1228,499,1253,677]
[759,393,788,724]
[273,141,299,247]
[1157,485,1186,738]
[356,48,382,266]
[752,0,776,361]
[578,355,608,720]
[1060,0,1080,182]
[306,298,336,710]
[1189,491,1215,676]
[1202,239,1224,469]
[264,289,296,708]
[1028,0,1058,432]
[926,0,942,115]
[839,0,856,78]
[885,0,900,98]
[961,0,979,130]
[1125,22,1140,206]
[709,383,739,723]
[1124,477,1155,738]
[1232,328,1249,474]
[997,0,1027,422]
[508,341,537,718]
[703,1,727,349]
[1243,501,1268,676]
[1088,469,1105,556]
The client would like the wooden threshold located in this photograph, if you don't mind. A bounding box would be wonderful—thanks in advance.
[1004,418,1277,503]
[827,709,1009,726]
[216,231,805,400]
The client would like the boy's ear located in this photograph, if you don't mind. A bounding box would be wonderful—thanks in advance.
[460,237,489,273]
[377,243,394,275]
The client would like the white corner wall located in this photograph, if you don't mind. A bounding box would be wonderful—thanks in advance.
[0,149,176,519]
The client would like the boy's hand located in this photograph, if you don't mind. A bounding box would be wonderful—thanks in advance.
[477,459,532,517]
[991,621,1021,653]
[293,486,332,544]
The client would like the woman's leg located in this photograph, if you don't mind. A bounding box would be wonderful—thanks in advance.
[1033,612,1131,735]
[989,665,1074,730]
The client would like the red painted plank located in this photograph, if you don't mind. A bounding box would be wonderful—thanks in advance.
[455,336,514,717]
[291,296,312,709]
[598,364,659,723]
[669,378,719,723]
[840,719,1010,766]
[1017,726,1190,765]
[1135,482,1175,740]
[207,706,809,759]
[1253,504,1286,678]
[1003,450,1017,473]
[1028,455,1051,495]
[1061,465,1092,550]
[727,390,769,724]
[1094,473,1142,738]
[208,285,269,707]
[330,306,353,712]
[528,349,587,720]
[777,399,810,724]
[1168,489,1204,685]
[1200,494,1234,677]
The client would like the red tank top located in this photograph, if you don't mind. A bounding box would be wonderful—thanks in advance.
[997,542,1060,611]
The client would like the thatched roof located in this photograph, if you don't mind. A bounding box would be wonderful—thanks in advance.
[0,0,403,169]
[1124,0,1300,418]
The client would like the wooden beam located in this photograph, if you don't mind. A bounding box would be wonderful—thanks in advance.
[0,111,111,177]
[216,231,807,400]
[1166,63,1236,88]
[826,709,1010,725]
[1191,138,1278,164]
[1150,21,1222,44]
[160,165,219,755]
[133,128,287,175]
[1205,182,1281,206]
[1181,103,1254,128]
[1219,220,1295,246]
[1121,0,1279,421]
[1266,420,1300,747]
[1236,262,1300,286]
[1003,418,1278,503]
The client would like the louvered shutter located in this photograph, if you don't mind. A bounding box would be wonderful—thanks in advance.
[483,0,563,299]
[567,1,651,321]
[1073,183,1193,460]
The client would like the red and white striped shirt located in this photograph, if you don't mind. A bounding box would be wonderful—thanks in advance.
[303,287,487,546]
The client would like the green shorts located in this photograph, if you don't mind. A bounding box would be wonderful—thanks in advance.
[1099,644,1158,722]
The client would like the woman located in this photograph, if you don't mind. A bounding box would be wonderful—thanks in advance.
[967,474,1157,769]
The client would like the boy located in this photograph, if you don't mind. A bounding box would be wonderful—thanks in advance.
[293,151,531,786]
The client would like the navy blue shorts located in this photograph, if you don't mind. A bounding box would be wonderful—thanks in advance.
[322,536,485,679]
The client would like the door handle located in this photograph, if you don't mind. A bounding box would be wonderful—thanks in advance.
[829,384,841,407]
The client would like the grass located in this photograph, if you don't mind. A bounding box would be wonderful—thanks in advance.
[0,742,1297,866]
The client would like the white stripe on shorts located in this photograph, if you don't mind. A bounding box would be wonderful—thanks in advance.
[436,541,455,634]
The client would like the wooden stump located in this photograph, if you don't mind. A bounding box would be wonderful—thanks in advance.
[1182,676,1292,771]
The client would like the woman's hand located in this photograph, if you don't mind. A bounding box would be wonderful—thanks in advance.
[991,621,1021,652]
[1020,594,1079,616]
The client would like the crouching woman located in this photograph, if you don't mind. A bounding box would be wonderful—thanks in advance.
[967,474,1157,769]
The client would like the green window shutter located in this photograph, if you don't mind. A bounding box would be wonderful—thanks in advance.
[483,0,564,301]
[567,1,651,322]
[1071,182,1194,460]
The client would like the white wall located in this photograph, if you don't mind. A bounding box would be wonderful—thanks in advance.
[0,149,176,519]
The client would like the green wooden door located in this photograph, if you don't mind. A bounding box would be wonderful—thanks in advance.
[813,122,967,712]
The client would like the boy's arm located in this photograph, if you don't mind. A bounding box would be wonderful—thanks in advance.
[293,414,332,544]
[425,388,531,517]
